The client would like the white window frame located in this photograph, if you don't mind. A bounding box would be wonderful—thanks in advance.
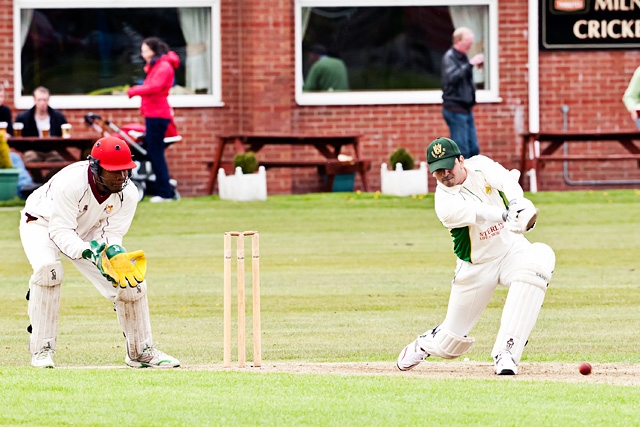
[295,0,500,106]
[13,0,223,110]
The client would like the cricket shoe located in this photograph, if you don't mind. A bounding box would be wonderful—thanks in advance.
[32,344,55,368]
[494,350,518,375]
[397,338,430,371]
[149,196,176,203]
[126,344,180,368]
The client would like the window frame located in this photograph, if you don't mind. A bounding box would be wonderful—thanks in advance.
[13,0,223,110]
[295,0,500,106]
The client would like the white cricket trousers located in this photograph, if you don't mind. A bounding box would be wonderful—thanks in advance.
[440,237,531,336]
[19,213,118,301]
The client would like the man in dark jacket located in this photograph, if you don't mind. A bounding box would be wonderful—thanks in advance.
[441,27,484,159]
[15,86,68,164]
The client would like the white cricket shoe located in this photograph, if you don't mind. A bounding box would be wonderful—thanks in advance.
[149,196,175,203]
[31,345,55,368]
[494,350,518,375]
[397,338,429,371]
[126,344,180,368]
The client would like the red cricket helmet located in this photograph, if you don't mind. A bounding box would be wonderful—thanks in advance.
[90,136,137,171]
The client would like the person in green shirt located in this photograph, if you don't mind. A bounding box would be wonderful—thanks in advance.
[622,66,640,129]
[303,44,349,92]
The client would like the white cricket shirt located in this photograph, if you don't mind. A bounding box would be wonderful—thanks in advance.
[23,161,139,260]
[434,155,525,264]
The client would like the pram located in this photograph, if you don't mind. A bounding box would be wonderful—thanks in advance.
[84,113,181,201]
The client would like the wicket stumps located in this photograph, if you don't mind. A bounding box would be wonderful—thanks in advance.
[223,231,261,368]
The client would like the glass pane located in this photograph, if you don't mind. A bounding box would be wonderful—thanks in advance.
[20,7,212,96]
[301,5,489,92]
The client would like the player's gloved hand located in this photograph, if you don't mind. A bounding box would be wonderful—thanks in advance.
[100,245,147,288]
[505,198,538,234]
[82,240,117,284]
[82,240,106,264]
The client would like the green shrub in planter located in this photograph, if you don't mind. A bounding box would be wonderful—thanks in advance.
[0,132,12,169]
[0,132,19,201]
[233,151,259,174]
[389,147,415,171]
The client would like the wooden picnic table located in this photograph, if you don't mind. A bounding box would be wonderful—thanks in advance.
[519,131,640,189]
[8,136,97,182]
[206,134,371,194]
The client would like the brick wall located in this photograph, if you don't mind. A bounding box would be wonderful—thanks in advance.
[534,50,640,190]
[3,0,640,196]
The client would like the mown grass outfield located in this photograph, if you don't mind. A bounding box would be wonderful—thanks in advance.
[1,190,639,426]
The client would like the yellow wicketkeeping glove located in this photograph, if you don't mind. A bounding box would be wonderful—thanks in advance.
[82,240,116,284]
[100,244,147,288]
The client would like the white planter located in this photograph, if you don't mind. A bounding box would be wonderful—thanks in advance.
[380,162,429,196]
[218,166,267,201]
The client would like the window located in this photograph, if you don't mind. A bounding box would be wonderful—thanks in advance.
[14,0,222,109]
[295,0,499,106]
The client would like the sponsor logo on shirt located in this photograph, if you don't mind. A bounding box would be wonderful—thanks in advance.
[479,222,504,241]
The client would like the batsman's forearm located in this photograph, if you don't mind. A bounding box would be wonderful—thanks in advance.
[475,204,507,225]
[49,228,93,260]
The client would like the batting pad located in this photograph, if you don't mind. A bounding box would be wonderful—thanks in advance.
[492,243,555,364]
[114,281,153,360]
[418,326,475,359]
[28,262,64,354]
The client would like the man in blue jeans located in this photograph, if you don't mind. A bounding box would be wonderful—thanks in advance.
[441,27,485,158]
[10,151,36,199]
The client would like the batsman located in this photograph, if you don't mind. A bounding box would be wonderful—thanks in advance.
[397,137,555,375]
[19,136,180,368]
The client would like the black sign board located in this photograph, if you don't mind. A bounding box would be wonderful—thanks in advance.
[541,0,640,49]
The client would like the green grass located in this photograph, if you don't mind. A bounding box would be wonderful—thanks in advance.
[2,369,639,426]
[1,189,640,426]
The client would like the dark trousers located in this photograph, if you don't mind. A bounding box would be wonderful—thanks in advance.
[442,109,480,159]
[145,117,173,198]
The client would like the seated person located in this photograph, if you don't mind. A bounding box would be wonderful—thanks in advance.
[15,86,68,163]
[9,151,37,199]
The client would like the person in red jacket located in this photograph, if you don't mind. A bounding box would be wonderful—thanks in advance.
[127,37,180,203]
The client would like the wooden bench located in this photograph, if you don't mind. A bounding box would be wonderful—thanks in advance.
[259,159,371,171]
[8,136,97,183]
[263,159,372,192]
[207,159,371,172]
[537,154,640,162]
[206,134,370,194]
[520,131,640,190]
[24,161,75,182]
[207,159,372,192]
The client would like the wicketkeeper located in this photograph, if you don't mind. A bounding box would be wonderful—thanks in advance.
[19,136,180,368]
[397,137,555,375]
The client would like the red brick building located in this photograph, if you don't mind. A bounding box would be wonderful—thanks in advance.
[4,0,640,196]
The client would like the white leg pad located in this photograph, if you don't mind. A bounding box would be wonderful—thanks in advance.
[417,326,475,359]
[492,243,555,363]
[28,262,64,354]
[114,281,153,360]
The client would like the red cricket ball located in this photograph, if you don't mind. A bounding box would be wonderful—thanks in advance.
[579,362,592,375]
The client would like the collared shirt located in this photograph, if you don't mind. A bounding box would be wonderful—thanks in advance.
[434,155,525,263]
[23,161,139,259]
